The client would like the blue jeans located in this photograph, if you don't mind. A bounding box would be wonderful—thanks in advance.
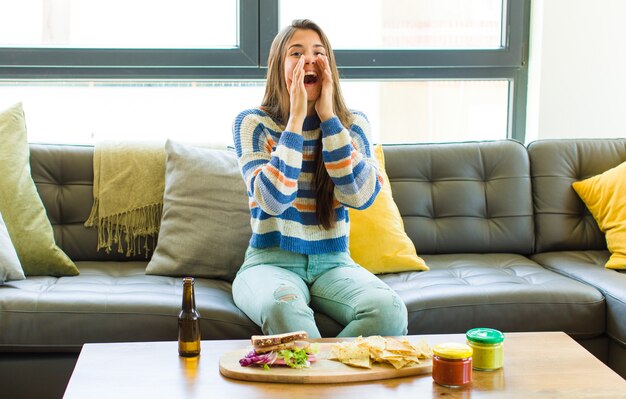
[232,246,408,338]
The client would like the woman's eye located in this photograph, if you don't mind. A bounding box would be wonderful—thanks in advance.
[291,52,301,57]
[315,52,325,56]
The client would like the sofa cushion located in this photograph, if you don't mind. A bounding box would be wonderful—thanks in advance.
[572,161,626,269]
[379,253,605,339]
[348,145,428,274]
[528,138,626,252]
[0,103,78,276]
[145,140,251,282]
[0,262,259,349]
[382,140,534,255]
[531,250,626,346]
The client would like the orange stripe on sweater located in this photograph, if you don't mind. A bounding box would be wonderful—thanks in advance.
[294,202,317,212]
[293,200,341,212]
[325,155,354,170]
[266,163,297,188]
[262,136,276,154]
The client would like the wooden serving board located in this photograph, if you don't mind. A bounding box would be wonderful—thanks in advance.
[219,343,432,384]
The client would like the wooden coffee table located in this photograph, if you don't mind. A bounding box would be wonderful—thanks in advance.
[63,332,626,398]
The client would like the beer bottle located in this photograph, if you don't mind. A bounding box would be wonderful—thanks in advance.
[178,277,201,357]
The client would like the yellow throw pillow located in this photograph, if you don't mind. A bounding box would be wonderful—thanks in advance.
[572,161,626,269]
[349,145,428,274]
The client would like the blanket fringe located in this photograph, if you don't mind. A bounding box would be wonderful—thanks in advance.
[85,199,162,257]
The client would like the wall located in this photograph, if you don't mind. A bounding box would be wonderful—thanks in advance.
[526,0,626,142]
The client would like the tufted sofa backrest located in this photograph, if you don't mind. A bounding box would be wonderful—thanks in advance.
[29,144,147,261]
[528,138,626,253]
[383,140,534,255]
[35,139,619,261]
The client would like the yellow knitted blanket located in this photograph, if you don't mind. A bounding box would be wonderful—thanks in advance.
[84,141,166,256]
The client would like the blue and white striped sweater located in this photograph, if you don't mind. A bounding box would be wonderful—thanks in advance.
[232,108,382,255]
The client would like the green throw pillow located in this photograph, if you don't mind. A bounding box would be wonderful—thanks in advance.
[0,103,78,276]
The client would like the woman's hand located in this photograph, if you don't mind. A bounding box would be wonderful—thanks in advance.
[315,54,335,122]
[286,56,307,133]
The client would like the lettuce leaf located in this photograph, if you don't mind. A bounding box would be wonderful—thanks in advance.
[277,348,310,369]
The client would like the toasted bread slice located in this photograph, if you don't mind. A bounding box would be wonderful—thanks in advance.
[251,331,308,349]
[253,340,310,354]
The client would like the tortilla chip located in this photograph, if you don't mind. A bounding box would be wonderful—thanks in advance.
[409,339,434,358]
[329,336,432,370]
[385,337,415,354]
[363,336,387,352]
[388,358,411,369]
[343,356,372,369]
[329,342,371,368]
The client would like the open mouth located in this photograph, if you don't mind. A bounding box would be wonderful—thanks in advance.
[303,71,318,84]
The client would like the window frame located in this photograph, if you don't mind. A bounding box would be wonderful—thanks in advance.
[262,0,530,141]
[0,0,530,141]
[0,0,261,79]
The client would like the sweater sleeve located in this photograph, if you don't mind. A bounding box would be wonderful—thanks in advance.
[233,109,304,216]
[320,111,382,210]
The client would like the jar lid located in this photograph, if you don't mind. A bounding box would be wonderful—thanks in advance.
[433,342,473,359]
[466,328,504,344]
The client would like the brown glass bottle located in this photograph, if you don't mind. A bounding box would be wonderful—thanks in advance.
[178,277,201,357]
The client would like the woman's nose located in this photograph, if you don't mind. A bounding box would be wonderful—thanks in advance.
[304,53,316,64]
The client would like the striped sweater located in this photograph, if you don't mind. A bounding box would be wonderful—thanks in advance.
[232,108,382,255]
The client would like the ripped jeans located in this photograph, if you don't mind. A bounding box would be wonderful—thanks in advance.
[232,246,408,338]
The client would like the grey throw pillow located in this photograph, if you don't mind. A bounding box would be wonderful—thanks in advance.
[0,211,25,284]
[145,140,251,281]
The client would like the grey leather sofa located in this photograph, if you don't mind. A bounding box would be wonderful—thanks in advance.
[1,138,625,398]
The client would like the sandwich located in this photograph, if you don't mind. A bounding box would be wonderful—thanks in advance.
[239,331,318,370]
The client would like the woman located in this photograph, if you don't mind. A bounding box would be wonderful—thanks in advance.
[232,19,408,338]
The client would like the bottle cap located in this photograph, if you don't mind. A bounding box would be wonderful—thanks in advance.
[433,342,473,359]
[466,328,505,344]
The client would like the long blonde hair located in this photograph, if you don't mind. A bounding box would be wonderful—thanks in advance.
[261,19,352,229]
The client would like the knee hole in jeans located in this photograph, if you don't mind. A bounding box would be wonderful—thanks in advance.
[274,285,299,302]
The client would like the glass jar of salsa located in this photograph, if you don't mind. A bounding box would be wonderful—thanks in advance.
[432,342,473,388]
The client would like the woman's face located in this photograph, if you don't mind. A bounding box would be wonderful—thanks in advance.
[284,29,327,103]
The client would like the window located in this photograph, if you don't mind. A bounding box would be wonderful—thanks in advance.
[0,0,237,48]
[280,0,504,49]
[280,0,517,143]
[343,81,509,144]
[0,0,258,72]
[0,81,264,144]
[0,0,529,144]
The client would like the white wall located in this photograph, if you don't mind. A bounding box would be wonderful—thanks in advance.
[526,0,626,142]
